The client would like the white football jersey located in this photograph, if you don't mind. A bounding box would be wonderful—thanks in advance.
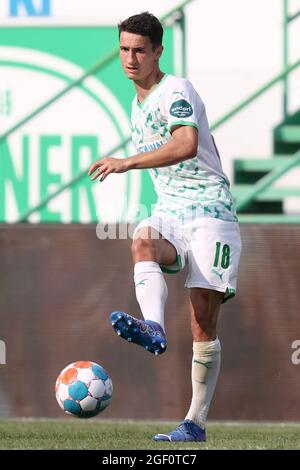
[131,74,237,222]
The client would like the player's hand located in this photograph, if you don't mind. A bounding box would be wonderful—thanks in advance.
[88,157,128,182]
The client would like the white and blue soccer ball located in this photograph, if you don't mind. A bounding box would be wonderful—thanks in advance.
[55,361,113,418]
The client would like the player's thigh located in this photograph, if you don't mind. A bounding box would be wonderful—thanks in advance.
[133,226,177,265]
[132,215,186,272]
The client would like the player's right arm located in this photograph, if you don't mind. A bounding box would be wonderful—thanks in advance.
[88,124,198,182]
[125,124,198,169]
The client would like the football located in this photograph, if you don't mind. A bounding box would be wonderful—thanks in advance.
[55,361,113,418]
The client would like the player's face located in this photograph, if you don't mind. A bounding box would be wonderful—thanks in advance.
[119,32,162,82]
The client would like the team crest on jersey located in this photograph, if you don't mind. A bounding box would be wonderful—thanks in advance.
[170,99,193,118]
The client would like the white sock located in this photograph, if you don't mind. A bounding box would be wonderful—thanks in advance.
[185,338,221,428]
[134,261,168,331]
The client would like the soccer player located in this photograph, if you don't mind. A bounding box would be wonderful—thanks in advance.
[88,12,242,442]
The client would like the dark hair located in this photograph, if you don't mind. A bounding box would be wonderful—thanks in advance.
[118,12,163,49]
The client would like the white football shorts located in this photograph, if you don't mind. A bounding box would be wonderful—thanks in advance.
[133,214,242,303]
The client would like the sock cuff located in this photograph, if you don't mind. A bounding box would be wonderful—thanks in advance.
[134,261,162,276]
[193,338,221,355]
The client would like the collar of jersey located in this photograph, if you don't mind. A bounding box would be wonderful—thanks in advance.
[136,73,169,109]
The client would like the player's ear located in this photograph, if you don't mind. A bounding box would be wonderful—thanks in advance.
[155,45,163,61]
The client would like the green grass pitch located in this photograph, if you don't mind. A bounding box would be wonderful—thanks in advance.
[0,420,300,450]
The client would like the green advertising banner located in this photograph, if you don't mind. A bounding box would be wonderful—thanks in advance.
[0,27,175,222]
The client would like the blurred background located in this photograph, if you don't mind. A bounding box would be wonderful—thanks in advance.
[0,0,300,421]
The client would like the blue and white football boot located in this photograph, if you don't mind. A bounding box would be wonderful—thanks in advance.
[110,311,167,355]
[153,420,206,442]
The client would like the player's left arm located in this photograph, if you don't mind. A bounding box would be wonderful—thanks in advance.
[88,125,198,182]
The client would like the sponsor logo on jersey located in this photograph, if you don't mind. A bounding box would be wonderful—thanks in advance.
[170,99,193,118]
[137,140,164,153]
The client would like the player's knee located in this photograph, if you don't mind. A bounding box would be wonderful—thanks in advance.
[131,237,156,262]
[191,294,219,340]
[191,311,217,340]
[193,310,217,330]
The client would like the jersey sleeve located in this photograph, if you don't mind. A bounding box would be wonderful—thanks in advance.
[163,79,204,132]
